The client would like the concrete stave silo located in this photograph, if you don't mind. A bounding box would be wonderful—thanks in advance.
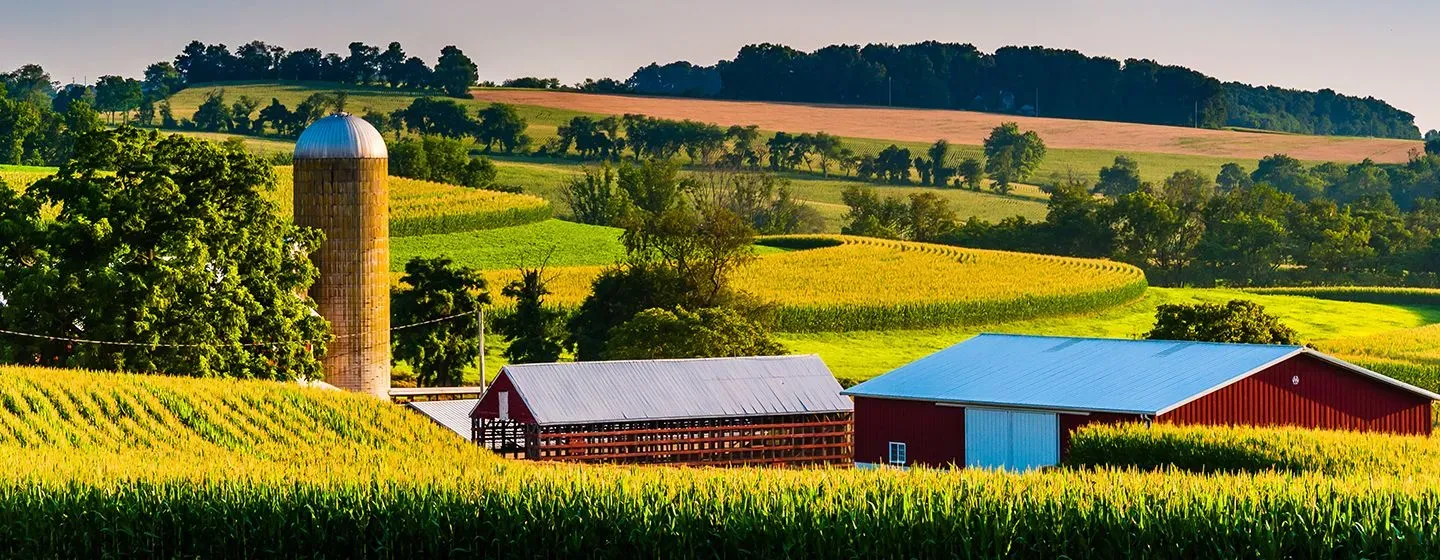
[293,113,391,398]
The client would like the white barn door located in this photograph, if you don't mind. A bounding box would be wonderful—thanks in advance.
[964,408,1059,472]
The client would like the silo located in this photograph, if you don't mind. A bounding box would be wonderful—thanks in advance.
[293,113,390,398]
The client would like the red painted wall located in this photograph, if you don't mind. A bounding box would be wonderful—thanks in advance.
[855,397,1137,466]
[853,397,964,467]
[468,373,536,424]
[1161,354,1432,435]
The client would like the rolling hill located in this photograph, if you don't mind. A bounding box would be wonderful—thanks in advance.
[470,89,1422,164]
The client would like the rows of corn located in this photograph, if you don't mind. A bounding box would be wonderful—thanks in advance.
[490,235,1149,332]
[5,366,1440,557]
[273,167,553,236]
[1068,422,1440,476]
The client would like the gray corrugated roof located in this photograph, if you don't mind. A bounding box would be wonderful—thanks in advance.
[493,355,852,425]
[406,399,478,440]
[294,113,388,159]
[844,334,1438,415]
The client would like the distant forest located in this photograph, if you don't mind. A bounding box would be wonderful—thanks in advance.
[623,42,1421,140]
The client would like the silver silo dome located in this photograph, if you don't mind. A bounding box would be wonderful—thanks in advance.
[294,113,389,160]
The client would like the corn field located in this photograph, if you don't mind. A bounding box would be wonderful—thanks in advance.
[1068,422,1440,476]
[273,167,553,237]
[4,365,1440,557]
[491,235,1148,332]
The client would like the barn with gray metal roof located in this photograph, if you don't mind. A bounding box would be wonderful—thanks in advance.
[469,355,853,466]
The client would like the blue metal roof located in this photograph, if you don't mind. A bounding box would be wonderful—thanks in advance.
[843,334,1324,415]
[492,355,852,425]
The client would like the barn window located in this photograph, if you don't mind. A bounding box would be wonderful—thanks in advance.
[888,442,907,465]
[498,391,510,420]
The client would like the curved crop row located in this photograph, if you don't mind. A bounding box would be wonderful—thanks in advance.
[492,236,1148,332]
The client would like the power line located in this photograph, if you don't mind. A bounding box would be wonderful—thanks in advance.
[0,310,479,349]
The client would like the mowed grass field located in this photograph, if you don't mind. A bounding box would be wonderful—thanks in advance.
[470,89,1422,164]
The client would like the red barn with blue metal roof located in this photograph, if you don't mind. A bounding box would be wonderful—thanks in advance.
[842,334,1438,471]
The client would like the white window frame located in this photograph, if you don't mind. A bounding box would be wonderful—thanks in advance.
[888,441,907,465]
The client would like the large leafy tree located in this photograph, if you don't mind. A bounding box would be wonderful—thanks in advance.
[474,103,529,153]
[603,306,785,360]
[1146,300,1301,345]
[0,128,328,378]
[391,257,489,386]
[432,46,479,97]
[982,122,1046,192]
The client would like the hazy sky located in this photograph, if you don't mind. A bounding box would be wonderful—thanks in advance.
[4,0,1436,131]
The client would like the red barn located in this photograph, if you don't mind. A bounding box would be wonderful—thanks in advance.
[469,355,854,467]
[842,334,1438,471]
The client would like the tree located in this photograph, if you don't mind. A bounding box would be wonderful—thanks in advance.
[1145,300,1301,345]
[602,307,785,360]
[474,103,529,153]
[398,97,474,138]
[134,97,155,127]
[390,257,489,386]
[907,192,956,242]
[377,42,408,87]
[142,62,184,98]
[956,157,984,190]
[1426,138,1440,156]
[1094,155,1143,197]
[0,128,328,378]
[566,160,766,360]
[562,165,628,226]
[432,45,479,97]
[983,122,1046,191]
[192,90,232,131]
[926,139,955,186]
[93,76,142,124]
[1215,162,1253,192]
[3,64,55,105]
[493,267,564,364]
[1252,154,1323,201]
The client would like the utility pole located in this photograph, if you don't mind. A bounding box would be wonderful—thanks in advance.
[1035,88,1040,118]
[477,307,487,391]
[1194,101,1199,128]
[887,77,893,107]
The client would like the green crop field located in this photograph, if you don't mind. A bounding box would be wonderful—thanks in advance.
[4,365,1440,557]
[780,287,1440,383]
[391,219,627,271]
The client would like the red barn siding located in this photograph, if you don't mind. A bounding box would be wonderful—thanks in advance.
[1161,354,1432,435]
[853,397,964,467]
[468,373,536,424]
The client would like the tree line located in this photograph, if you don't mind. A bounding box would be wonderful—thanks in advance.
[621,41,1421,139]
[842,152,1440,286]
[166,40,480,97]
